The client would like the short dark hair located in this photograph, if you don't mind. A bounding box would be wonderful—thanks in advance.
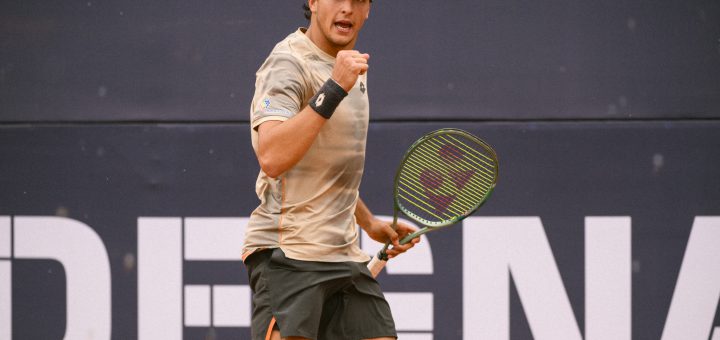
[303,0,372,20]
[303,3,311,20]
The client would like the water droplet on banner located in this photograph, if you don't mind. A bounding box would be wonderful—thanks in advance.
[652,153,664,173]
[627,17,637,32]
[123,253,136,272]
[55,206,69,217]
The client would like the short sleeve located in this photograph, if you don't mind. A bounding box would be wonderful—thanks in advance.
[251,53,307,130]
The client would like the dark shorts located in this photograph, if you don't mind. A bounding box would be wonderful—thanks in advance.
[245,248,397,340]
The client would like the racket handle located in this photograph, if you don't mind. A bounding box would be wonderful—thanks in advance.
[367,255,387,278]
[367,234,419,278]
[367,230,424,278]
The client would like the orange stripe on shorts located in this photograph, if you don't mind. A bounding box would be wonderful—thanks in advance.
[264,317,276,340]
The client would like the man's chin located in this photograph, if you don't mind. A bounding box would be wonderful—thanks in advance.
[330,36,355,50]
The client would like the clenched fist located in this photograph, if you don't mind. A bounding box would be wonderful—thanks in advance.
[332,50,369,92]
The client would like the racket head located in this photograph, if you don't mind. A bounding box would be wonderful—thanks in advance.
[393,128,499,229]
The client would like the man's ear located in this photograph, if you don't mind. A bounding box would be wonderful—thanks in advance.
[308,0,317,13]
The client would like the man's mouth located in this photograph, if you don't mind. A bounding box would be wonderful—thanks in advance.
[334,20,353,33]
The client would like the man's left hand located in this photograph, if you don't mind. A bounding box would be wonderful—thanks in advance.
[365,218,420,259]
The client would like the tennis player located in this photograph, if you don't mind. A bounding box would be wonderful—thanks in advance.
[243,0,419,339]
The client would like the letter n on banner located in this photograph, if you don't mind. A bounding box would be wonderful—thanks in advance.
[462,216,632,340]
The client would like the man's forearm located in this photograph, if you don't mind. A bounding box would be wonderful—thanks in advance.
[354,197,376,231]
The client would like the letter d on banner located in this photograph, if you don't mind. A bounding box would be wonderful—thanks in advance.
[14,216,112,339]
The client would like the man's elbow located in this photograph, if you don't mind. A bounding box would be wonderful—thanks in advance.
[262,166,284,179]
[257,154,285,179]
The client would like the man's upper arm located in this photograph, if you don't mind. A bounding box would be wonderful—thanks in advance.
[251,53,307,130]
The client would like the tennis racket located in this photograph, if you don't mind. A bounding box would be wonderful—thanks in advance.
[367,128,499,278]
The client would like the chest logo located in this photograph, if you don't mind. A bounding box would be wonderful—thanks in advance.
[360,82,366,94]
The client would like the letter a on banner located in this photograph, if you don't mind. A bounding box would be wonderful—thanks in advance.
[662,216,720,340]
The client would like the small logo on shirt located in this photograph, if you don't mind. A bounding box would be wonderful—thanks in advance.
[360,82,366,94]
[315,93,326,107]
[259,97,287,115]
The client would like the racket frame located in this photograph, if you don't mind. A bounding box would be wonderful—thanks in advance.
[376,128,499,260]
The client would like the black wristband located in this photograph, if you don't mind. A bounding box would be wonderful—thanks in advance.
[309,78,348,119]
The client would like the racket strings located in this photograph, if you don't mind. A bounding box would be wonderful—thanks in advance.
[430,136,496,184]
[397,171,466,218]
[414,137,496,187]
[416,144,495,202]
[396,186,449,221]
[441,134,496,170]
[400,158,486,212]
[405,148,494,193]
[396,132,498,225]
[428,136,497,193]
[399,159,486,217]
[406,137,496,194]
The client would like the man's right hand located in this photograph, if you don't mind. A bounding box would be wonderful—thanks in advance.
[332,50,369,92]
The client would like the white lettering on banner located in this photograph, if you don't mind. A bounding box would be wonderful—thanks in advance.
[138,217,252,339]
[662,216,720,340]
[212,285,252,327]
[0,261,10,340]
[3,215,718,339]
[585,216,632,340]
[14,216,112,339]
[463,216,633,340]
[184,285,211,327]
[183,217,247,261]
[463,217,584,339]
[185,218,251,327]
[0,216,10,340]
[0,216,9,257]
[137,217,182,339]
[463,216,720,340]
[394,333,433,340]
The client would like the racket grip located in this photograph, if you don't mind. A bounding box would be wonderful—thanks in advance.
[367,255,387,278]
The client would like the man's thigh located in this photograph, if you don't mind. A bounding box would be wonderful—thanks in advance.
[318,263,397,340]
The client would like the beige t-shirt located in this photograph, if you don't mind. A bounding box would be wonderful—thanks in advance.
[243,28,371,263]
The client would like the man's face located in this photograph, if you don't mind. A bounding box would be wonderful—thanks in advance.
[308,0,371,52]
